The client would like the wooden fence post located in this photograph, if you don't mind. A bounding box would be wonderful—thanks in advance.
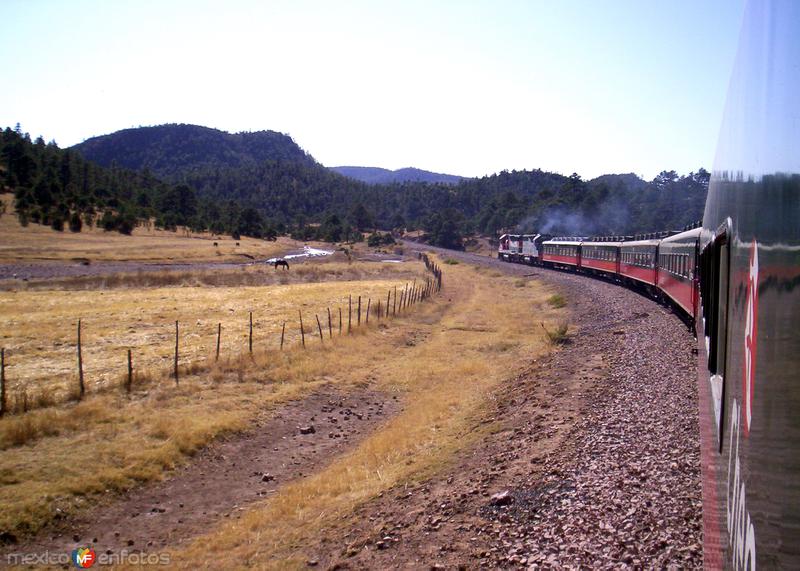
[357,295,361,326]
[126,349,133,393]
[393,286,397,316]
[216,323,221,361]
[366,298,371,324]
[386,290,391,318]
[280,322,286,350]
[339,307,342,335]
[0,347,5,417]
[299,311,306,348]
[316,314,324,344]
[174,320,179,385]
[377,300,382,320]
[348,295,352,334]
[249,311,253,354]
[77,319,85,399]
[327,307,333,338]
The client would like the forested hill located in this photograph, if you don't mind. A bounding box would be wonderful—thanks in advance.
[331,166,463,185]
[4,122,709,249]
[72,124,315,179]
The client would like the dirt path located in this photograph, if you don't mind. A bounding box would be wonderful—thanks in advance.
[5,387,398,560]
[0,260,252,282]
[302,245,701,569]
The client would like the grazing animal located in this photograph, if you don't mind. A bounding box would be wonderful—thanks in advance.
[213,242,218,247]
[273,259,290,270]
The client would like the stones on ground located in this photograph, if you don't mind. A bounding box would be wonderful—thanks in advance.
[299,425,316,435]
[261,473,274,482]
[489,491,513,506]
[310,254,701,568]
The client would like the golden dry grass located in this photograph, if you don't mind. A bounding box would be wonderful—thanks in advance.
[0,254,564,549]
[164,258,564,569]
[0,260,434,537]
[2,258,416,292]
[0,194,323,264]
[0,267,424,405]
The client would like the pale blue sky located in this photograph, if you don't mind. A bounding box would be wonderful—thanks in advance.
[0,0,745,179]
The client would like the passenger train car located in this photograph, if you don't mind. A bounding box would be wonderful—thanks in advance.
[497,2,798,567]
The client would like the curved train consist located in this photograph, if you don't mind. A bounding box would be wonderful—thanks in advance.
[498,228,702,320]
[498,2,799,568]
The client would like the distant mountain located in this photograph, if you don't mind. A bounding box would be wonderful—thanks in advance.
[72,124,315,179]
[331,166,463,185]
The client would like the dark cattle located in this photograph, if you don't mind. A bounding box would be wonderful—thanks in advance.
[273,259,290,270]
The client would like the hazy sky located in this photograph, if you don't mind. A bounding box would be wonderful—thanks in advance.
[1,0,745,179]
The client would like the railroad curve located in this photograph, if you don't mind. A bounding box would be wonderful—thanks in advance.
[322,242,702,568]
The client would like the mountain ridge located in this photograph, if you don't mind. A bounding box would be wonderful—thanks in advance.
[72,123,315,179]
[330,165,463,185]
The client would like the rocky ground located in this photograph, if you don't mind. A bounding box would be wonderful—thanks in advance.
[305,245,701,569]
[6,389,398,560]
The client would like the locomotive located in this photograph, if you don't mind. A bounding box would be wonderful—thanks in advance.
[498,1,799,568]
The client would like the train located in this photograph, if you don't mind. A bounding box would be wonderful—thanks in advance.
[499,1,799,568]
[498,226,702,322]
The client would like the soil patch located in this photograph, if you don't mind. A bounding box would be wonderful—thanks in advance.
[5,387,398,558]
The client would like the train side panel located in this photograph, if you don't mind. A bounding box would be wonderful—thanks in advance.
[580,242,621,276]
[620,239,660,287]
[542,240,582,268]
[657,229,700,318]
[696,1,800,568]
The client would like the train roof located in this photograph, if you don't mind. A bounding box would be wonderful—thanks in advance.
[500,233,544,239]
[546,236,589,242]
[659,226,702,243]
[620,238,661,248]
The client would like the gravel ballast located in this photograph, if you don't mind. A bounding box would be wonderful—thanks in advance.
[321,245,703,569]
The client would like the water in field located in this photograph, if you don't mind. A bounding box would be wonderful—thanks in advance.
[266,246,334,264]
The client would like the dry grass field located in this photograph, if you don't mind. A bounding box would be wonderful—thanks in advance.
[0,255,564,550]
[0,266,426,404]
[0,194,305,264]
[164,261,563,569]
[0,263,428,536]
[0,206,565,558]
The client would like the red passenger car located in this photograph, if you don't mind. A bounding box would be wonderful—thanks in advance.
[541,238,582,268]
[619,237,661,287]
[657,228,700,318]
[580,238,621,276]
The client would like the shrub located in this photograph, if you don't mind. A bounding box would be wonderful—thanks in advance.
[101,210,116,231]
[69,211,83,233]
[541,321,569,345]
[367,232,396,247]
[547,294,567,308]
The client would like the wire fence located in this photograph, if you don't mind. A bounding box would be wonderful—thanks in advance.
[0,254,444,416]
